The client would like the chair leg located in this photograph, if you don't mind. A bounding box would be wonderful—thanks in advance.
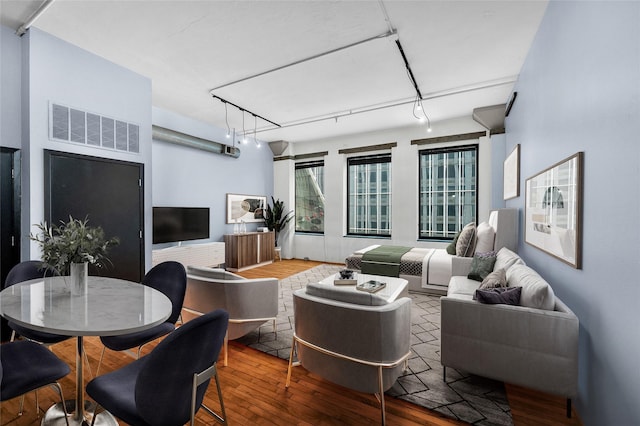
[223,332,229,367]
[83,348,93,379]
[191,367,226,425]
[273,319,277,338]
[285,336,298,388]
[377,366,386,426]
[51,382,70,426]
[96,346,107,376]
[567,398,572,418]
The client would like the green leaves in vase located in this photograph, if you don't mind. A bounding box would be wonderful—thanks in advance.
[30,216,119,275]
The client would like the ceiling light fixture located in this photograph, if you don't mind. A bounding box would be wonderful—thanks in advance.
[254,116,260,148]
[241,111,247,144]
[224,102,231,138]
[395,33,433,132]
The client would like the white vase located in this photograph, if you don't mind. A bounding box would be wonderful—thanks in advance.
[70,262,88,295]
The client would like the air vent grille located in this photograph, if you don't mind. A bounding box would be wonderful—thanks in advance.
[49,102,140,154]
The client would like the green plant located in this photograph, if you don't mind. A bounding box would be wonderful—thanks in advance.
[263,197,293,246]
[30,216,119,275]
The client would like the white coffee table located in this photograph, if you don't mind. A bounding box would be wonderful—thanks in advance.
[318,272,409,303]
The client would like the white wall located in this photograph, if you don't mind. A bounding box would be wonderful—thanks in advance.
[277,116,498,263]
[506,1,640,424]
[152,107,274,246]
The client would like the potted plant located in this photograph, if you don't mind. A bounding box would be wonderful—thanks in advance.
[30,216,119,295]
[263,196,293,247]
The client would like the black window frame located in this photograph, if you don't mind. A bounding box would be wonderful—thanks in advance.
[346,153,392,237]
[294,160,325,234]
[418,144,478,241]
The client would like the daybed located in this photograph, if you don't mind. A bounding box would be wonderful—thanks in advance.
[441,247,579,417]
[345,208,518,294]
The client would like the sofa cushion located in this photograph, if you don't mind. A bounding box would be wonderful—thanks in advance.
[187,266,243,280]
[305,282,388,306]
[456,222,476,257]
[467,252,497,282]
[494,247,525,272]
[506,264,556,310]
[473,286,522,305]
[474,222,496,254]
[447,275,481,297]
[479,268,507,289]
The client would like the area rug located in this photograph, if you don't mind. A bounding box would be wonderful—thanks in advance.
[236,264,512,425]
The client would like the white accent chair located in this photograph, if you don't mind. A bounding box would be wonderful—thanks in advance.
[183,266,279,366]
[286,283,412,425]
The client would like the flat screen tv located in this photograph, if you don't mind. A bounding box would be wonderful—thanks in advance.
[153,207,210,244]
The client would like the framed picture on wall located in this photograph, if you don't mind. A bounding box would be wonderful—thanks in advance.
[226,193,267,223]
[503,144,520,200]
[525,152,584,269]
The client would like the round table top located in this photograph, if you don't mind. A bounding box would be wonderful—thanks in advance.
[0,276,172,337]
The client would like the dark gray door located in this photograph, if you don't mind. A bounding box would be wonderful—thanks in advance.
[44,150,144,282]
[0,148,20,286]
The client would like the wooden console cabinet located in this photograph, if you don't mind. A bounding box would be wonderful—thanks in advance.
[224,232,275,271]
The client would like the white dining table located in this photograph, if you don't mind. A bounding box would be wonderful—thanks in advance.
[0,275,172,426]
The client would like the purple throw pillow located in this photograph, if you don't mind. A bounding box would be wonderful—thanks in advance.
[473,286,522,305]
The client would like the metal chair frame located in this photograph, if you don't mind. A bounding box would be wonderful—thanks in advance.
[286,333,411,426]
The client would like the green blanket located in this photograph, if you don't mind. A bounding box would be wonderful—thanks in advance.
[361,245,412,277]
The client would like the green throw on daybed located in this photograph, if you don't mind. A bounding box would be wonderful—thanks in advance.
[361,246,412,277]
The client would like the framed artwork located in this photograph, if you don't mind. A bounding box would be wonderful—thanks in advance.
[525,152,583,269]
[226,193,266,223]
[503,144,520,200]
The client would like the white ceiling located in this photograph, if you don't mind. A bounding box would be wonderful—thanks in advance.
[0,0,548,144]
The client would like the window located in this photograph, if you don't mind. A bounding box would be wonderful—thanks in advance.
[347,154,391,236]
[419,145,477,240]
[295,161,325,233]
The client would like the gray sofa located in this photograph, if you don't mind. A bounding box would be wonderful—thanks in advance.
[441,247,579,417]
[287,282,412,425]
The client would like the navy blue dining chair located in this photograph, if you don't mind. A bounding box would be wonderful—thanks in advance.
[96,261,187,375]
[87,309,229,426]
[0,340,71,424]
[2,260,69,344]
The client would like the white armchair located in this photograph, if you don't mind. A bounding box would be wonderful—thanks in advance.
[183,266,279,366]
[286,283,412,425]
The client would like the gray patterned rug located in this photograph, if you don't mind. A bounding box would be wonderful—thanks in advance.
[236,264,512,425]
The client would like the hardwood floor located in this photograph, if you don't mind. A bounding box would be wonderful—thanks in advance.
[0,259,582,425]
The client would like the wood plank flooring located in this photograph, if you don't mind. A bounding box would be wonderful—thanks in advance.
[0,259,582,425]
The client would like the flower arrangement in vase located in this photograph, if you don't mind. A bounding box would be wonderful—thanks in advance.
[30,216,119,294]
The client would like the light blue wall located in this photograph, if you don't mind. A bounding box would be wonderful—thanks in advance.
[21,28,154,267]
[0,25,22,148]
[506,2,640,424]
[151,107,274,247]
[1,25,274,269]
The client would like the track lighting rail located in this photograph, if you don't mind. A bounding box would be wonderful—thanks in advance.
[211,94,281,128]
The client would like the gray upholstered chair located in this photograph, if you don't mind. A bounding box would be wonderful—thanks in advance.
[183,266,278,366]
[286,283,412,425]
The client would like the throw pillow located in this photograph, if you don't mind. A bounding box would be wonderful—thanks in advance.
[455,222,476,257]
[494,247,525,271]
[446,231,460,255]
[473,286,522,305]
[506,264,556,310]
[467,252,497,282]
[474,221,496,254]
[479,268,507,289]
